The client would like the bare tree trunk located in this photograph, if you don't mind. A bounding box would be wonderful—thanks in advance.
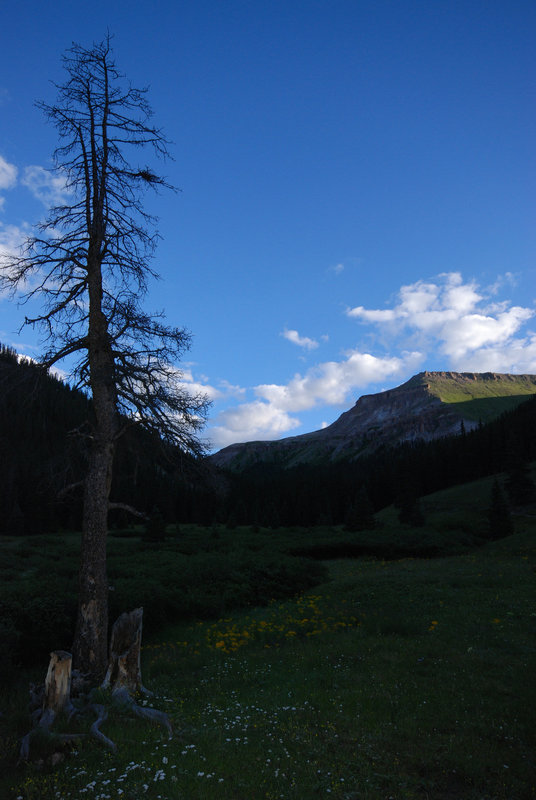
[72,249,118,680]
[73,304,118,680]
[73,440,114,680]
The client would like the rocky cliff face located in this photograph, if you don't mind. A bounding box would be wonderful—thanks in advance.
[209,371,536,471]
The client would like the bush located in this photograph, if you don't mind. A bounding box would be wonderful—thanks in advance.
[109,548,327,630]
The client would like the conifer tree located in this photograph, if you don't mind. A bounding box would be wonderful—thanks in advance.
[344,485,375,531]
[488,478,514,539]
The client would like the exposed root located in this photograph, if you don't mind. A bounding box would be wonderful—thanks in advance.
[90,704,117,752]
[113,687,173,738]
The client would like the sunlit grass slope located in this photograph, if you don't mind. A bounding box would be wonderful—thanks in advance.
[409,371,536,422]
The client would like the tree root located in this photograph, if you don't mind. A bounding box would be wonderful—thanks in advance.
[90,704,117,752]
[112,687,173,738]
[20,609,172,761]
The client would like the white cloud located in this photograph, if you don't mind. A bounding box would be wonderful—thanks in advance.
[178,370,248,405]
[0,223,27,260]
[217,379,247,397]
[0,223,31,294]
[456,333,536,374]
[347,306,397,323]
[210,400,301,448]
[282,328,319,350]
[22,165,71,207]
[330,262,345,275]
[168,366,222,403]
[0,155,18,210]
[0,155,17,192]
[256,350,420,412]
[347,272,535,369]
[209,349,422,449]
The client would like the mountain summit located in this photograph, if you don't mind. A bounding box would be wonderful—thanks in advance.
[210,372,536,471]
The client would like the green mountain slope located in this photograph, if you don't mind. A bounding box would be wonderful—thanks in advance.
[408,371,536,421]
[211,371,536,471]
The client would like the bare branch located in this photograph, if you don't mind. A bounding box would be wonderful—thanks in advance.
[108,502,149,520]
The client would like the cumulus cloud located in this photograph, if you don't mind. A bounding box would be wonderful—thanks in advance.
[209,349,422,449]
[347,272,535,371]
[210,400,301,448]
[178,369,249,407]
[0,155,17,192]
[22,165,71,207]
[0,155,18,210]
[0,223,27,259]
[256,350,421,412]
[281,328,319,350]
[0,223,31,293]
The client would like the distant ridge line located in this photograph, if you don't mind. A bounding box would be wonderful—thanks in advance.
[209,371,536,471]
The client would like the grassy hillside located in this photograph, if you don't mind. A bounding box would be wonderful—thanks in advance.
[413,371,536,422]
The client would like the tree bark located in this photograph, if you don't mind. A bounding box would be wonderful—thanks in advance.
[73,244,118,680]
[73,440,114,680]
[102,607,144,694]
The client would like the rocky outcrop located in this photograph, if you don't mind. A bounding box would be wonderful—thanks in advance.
[209,371,536,471]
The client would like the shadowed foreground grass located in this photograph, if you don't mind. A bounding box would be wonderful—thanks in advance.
[2,529,535,800]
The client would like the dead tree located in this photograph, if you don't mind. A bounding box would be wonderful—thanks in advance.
[0,35,209,681]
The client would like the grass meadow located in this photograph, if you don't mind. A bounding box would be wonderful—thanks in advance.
[0,481,535,799]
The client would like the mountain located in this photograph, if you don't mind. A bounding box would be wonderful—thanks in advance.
[210,372,536,471]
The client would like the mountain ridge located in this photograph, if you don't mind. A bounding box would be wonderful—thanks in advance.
[210,371,536,471]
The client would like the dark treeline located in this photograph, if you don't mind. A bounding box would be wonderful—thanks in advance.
[2,342,535,534]
[203,397,536,528]
[0,345,205,534]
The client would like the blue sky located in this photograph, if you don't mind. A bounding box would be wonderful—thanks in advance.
[1,0,535,451]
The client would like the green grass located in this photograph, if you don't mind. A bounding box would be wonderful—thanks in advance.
[413,371,536,423]
[1,522,535,800]
[1,472,534,798]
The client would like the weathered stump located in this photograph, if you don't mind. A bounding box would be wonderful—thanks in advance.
[20,650,78,761]
[101,607,172,738]
[42,650,74,725]
[101,607,144,694]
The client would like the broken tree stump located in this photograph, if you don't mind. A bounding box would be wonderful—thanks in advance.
[20,650,78,761]
[42,650,74,726]
[101,607,172,739]
[101,607,144,695]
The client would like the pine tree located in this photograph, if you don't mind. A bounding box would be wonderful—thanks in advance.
[344,485,375,531]
[487,479,514,540]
